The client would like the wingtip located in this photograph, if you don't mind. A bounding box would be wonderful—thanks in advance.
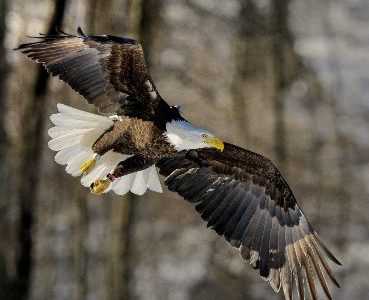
[14,39,38,51]
[14,28,73,51]
[327,248,342,266]
[77,27,85,37]
[55,27,69,35]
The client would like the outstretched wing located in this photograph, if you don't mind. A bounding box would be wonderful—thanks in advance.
[16,28,181,129]
[157,143,341,300]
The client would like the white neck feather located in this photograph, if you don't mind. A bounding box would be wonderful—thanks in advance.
[164,120,211,151]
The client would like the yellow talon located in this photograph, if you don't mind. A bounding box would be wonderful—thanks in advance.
[90,179,111,195]
[80,157,97,175]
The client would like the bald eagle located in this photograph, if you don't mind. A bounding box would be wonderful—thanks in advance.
[17,28,341,299]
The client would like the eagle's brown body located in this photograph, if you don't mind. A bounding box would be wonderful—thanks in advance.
[93,117,176,157]
[92,117,178,178]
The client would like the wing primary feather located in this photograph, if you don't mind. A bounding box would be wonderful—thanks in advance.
[77,27,85,36]
[287,209,310,300]
[281,264,293,300]
[164,168,190,185]
[313,233,342,266]
[211,187,244,236]
[275,206,288,288]
[303,234,333,300]
[223,192,252,245]
[50,52,95,71]
[267,213,281,292]
[206,181,240,227]
[169,168,202,194]
[259,196,275,278]
[229,194,258,246]
[193,190,217,213]
[57,62,101,81]
[195,180,230,215]
[294,214,335,298]
[159,158,196,177]
[259,209,273,278]
[249,208,268,269]
[241,195,266,249]
[240,205,266,263]
[292,224,306,300]
[180,173,215,200]
[298,215,341,288]
[166,170,195,191]
[178,171,216,197]
[301,252,318,300]
[282,209,297,300]
[307,235,341,288]
[200,188,228,221]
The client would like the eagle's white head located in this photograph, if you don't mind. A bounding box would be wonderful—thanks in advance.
[165,120,224,152]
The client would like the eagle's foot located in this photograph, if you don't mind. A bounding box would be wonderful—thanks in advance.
[80,155,98,175]
[90,179,111,195]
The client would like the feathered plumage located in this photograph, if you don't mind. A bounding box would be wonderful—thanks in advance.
[17,27,182,129]
[16,28,341,299]
[49,104,162,195]
[157,146,341,299]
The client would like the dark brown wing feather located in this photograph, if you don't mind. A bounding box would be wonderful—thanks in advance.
[157,143,341,299]
[16,28,181,129]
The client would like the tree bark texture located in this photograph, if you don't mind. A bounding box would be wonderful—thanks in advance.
[14,1,67,299]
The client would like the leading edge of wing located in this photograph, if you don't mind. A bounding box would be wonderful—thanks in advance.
[15,27,138,49]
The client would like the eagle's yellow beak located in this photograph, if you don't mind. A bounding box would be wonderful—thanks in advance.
[204,136,224,152]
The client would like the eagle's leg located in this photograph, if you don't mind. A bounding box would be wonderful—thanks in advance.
[80,122,127,175]
[80,153,100,175]
[90,154,157,195]
[79,138,111,176]
[79,136,112,175]
[80,123,128,175]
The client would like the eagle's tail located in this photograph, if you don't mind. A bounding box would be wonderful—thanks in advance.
[48,103,162,195]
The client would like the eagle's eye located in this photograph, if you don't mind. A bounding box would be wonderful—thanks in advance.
[201,133,209,139]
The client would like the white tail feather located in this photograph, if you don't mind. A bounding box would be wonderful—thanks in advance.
[112,174,134,195]
[147,166,163,193]
[48,127,91,139]
[49,103,162,195]
[55,145,81,164]
[131,170,148,195]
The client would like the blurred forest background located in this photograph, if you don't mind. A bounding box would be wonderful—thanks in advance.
[0,0,368,299]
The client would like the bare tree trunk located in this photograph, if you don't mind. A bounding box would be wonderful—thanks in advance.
[75,189,88,300]
[126,0,142,36]
[86,0,98,32]
[322,0,352,250]
[14,1,67,299]
[0,0,13,298]
[121,196,138,300]
[271,0,291,167]
[138,0,162,58]
[230,1,250,143]
[231,0,270,144]
[0,0,8,186]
